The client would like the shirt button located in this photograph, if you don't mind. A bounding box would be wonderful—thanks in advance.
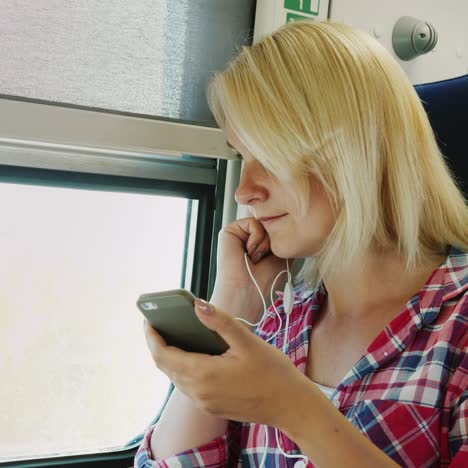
[384,351,388,356]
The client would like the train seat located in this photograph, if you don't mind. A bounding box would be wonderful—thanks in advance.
[415,73,468,197]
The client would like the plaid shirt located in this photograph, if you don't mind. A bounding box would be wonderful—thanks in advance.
[135,246,468,467]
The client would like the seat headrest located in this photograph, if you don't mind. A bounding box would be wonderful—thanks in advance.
[415,74,468,197]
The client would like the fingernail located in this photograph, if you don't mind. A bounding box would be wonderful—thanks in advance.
[252,252,262,263]
[249,243,258,256]
[194,298,214,315]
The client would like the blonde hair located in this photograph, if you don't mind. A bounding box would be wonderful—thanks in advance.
[207,20,468,290]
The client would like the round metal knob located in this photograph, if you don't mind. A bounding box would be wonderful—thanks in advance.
[392,16,438,61]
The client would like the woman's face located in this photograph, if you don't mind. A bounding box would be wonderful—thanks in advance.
[225,125,337,258]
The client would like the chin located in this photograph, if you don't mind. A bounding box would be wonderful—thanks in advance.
[271,238,322,259]
[270,242,299,259]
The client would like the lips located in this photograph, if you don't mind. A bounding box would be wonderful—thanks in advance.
[258,213,287,225]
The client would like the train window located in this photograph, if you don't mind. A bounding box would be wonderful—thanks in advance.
[0,163,220,464]
[0,1,252,465]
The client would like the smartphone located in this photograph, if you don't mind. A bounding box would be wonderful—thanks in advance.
[137,288,229,355]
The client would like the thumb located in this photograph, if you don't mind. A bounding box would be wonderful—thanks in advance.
[194,298,252,349]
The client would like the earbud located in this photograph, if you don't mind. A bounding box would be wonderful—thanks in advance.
[283,282,294,314]
[283,260,294,315]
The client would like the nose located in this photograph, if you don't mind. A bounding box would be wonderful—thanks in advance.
[234,162,269,207]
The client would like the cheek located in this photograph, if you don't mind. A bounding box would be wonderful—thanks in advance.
[267,188,337,258]
[307,179,337,228]
[307,198,336,230]
[307,195,337,239]
[289,197,336,256]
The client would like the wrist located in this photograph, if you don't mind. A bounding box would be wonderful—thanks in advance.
[274,375,323,442]
[209,283,264,321]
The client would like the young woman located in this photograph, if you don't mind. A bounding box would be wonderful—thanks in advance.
[135,20,468,467]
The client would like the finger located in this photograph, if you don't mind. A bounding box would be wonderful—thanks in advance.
[194,299,253,350]
[144,320,215,375]
[250,235,272,263]
[224,217,268,256]
[143,319,168,357]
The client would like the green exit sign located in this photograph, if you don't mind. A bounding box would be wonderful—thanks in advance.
[284,0,320,22]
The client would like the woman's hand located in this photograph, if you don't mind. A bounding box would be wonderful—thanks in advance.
[217,217,286,288]
[213,217,290,321]
[143,298,305,428]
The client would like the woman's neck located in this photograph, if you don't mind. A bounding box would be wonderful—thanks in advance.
[321,247,447,321]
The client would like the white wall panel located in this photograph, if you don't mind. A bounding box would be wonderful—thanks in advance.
[329,0,468,84]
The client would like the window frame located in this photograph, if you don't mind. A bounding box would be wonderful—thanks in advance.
[0,165,221,467]
[0,96,236,165]
[0,98,232,466]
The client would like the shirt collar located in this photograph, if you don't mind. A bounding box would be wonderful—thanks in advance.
[417,245,468,326]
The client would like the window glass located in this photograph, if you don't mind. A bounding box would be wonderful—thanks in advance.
[0,0,255,125]
[0,182,192,461]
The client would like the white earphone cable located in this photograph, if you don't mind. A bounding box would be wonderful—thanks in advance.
[233,253,309,468]
[234,253,286,343]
